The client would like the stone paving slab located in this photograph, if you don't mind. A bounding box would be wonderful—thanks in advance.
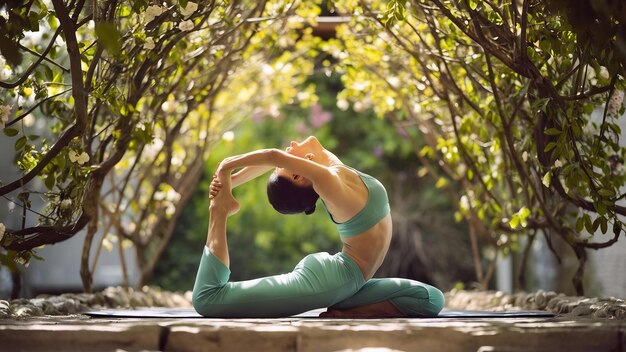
[1,315,624,352]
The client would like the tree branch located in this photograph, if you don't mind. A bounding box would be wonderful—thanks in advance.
[0,28,63,89]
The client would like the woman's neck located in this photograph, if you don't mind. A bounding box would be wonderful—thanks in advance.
[321,149,343,167]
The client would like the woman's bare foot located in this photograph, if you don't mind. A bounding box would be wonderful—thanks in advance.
[319,300,405,318]
[209,174,240,216]
[211,190,240,217]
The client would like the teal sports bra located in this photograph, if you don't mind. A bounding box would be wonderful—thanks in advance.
[321,166,390,238]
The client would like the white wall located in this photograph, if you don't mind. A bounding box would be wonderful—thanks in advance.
[0,119,139,298]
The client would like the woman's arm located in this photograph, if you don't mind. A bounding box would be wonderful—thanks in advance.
[231,165,274,188]
[217,148,331,183]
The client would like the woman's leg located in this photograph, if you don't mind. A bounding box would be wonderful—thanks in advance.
[192,250,365,317]
[323,278,445,318]
[205,173,240,267]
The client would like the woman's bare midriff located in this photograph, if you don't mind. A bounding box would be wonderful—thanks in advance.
[340,213,392,280]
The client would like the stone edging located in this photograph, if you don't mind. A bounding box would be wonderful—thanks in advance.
[2,287,625,319]
[444,289,626,319]
[0,286,190,319]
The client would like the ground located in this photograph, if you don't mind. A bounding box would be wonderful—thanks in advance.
[1,288,625,351]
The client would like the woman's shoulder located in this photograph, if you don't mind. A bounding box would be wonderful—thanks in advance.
[328,164,367,190]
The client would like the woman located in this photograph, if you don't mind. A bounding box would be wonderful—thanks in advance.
[192,136,444,318]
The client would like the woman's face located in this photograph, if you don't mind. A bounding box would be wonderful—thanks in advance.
[284,137,317,158]
[275,137,317,187]
[275,167,312,187]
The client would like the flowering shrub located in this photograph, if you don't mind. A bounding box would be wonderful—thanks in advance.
[0,0,324,291]
[326,0,626,293]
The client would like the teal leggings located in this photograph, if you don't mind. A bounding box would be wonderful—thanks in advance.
[192,248,444,318]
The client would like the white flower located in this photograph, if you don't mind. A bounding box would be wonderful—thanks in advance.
[0,223,5,243]
[77,152,89,165]
[155,188,181,205]
[0,55,12,80]
[144,5,165,23]
[178,19,194,31]
[522,151,528,162]
[554,160,563,168]
[143,37,155,50]
[69,150,79,162]
[353,101,365,112]
[222,131,234,142]
[336,99,349,111]
[15,256,29,267]
[180,2,198,18]
[0,105,11,126]
[69,150,90,165]
[161,100,177,113]
[154,191,166,201]
[23,113,34,127]
[144,138,164,159]
[60,199,72,209]
[608,90,624,115]
[387,76,401,89]
[165,203,176,217]
[166,189,181,203]
[586,65,597,86]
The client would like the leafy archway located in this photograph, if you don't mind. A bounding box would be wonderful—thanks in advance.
[1,0,624,295]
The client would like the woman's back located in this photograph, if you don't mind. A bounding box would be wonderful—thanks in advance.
[317,164,393,280]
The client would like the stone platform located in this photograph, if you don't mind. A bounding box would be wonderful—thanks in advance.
[2,314,625,352]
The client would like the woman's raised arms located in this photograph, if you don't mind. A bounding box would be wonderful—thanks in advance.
[216,148,340,197]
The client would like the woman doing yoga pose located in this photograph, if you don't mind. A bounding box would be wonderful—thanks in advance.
[192,136,444,318]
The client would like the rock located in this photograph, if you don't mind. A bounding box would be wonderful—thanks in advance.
[13,304,44,318]
[0,300,10,319]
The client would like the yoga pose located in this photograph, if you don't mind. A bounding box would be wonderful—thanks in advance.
[192,136,444,318]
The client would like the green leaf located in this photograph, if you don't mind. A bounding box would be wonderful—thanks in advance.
[596,201,608,216]
[509,215,520,229]
[576,216,584,233]
[544,128,562,136]
[609,123,621,135]
[600,217,608,234]
[44,174,55,190]
[613,221,621,236]
[592,217,602,232]
[542,171,552,188]
[519,207,531,219]
[95,22,122,56]
[598,188,615,197]
[28,11,40,32]
[3,128,19,137]
[584,214,593,233]
[15,136,27,150]
[544,142,557,152]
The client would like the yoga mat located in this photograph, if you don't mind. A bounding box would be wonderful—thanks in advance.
[84,307,555,319]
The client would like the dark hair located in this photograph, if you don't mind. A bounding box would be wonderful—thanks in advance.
[267,173,319,215]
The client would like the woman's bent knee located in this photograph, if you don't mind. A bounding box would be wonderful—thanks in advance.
[391,285,445,317]
[192,288,220,317]
[426,285,445,315]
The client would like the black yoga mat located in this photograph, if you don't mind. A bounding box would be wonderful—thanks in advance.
[84,307,555,319]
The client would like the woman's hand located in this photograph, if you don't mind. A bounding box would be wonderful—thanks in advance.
[209,165,240,217]
[210,160,229,199]
[209,174,223,199]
